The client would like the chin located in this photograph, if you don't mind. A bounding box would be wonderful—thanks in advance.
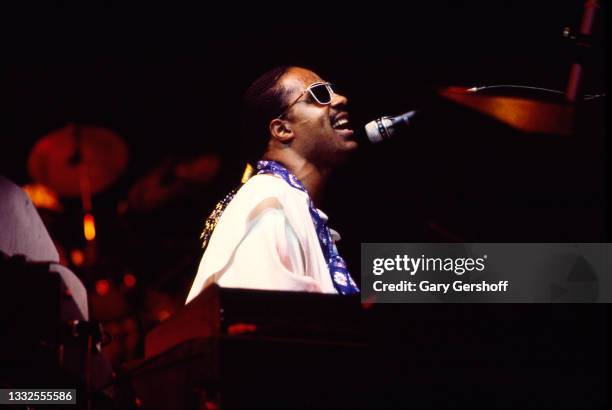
[331,146,357,167]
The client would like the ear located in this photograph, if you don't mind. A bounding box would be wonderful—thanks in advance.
[269,118,294,145]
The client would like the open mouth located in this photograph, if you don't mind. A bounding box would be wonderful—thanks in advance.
[331,113,353,132]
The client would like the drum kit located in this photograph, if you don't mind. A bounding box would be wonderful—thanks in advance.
[24,123,221,266]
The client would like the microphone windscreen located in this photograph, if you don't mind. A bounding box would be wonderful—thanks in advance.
[365,120,384,143]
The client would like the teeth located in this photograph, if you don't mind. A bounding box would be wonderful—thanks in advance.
[333,118,349,128]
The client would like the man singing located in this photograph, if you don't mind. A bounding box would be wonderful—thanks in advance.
[186,66,360,303]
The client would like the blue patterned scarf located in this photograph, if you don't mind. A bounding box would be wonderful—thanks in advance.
[256,160,360,295]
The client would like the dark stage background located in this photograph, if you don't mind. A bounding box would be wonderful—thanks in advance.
[1,1,607,372]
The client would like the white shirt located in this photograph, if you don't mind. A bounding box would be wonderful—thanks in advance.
[185,174,338,304]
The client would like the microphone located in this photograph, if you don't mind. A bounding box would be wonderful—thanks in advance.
[364,110,417,143]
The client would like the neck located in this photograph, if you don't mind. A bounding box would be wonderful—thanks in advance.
[262,151,331,207]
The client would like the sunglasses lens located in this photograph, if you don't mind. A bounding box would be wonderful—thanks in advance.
[310,84,332,104]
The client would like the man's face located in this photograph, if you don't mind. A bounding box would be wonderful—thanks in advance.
[278,67,357,166]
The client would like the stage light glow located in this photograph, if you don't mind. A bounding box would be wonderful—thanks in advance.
[157,310,171,322]
[95,279,110,296]
[123,273,137,288]
[71,249,85,266]
[227,323,257,335]
[84,213,96,241]
[241,163,254,183]
[22,183,63,211]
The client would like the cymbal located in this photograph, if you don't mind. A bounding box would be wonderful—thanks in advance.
[438,86,575,135]
[125,154,220,212]
[28,124,128,197]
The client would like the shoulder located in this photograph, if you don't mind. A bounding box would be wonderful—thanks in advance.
[239,174,295,195]
[209,174,311,244]
[233,174,307,209]
[211,174,303,230]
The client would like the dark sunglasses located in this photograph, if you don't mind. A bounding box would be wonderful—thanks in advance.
[277,82,334,119]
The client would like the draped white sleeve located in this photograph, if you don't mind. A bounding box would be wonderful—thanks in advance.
[185,174,338,304]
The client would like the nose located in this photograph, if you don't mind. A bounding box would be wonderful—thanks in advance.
[331,91,348,108]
